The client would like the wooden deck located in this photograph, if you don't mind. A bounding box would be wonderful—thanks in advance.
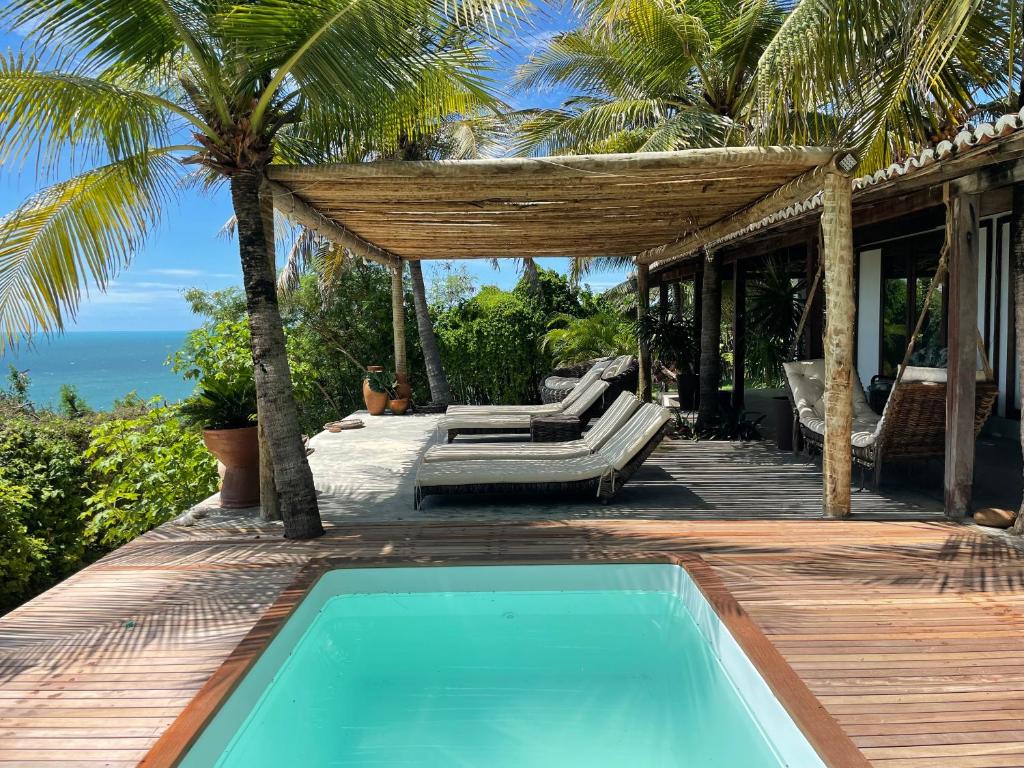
[2,517,1024,767]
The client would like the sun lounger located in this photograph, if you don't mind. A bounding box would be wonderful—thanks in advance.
[423,391,640,462]
[446,359,609,416]
[441,379,609,442]
[415,402,672,508]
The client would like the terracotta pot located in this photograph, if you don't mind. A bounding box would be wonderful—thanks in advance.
[362,366,388,416]
[202,426,259,508]
[389,398,410,415]
[394,372,412,400]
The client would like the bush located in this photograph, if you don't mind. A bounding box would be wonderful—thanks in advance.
[0,476,47,610]
[0,412,92,600]
[83,402,219,547]
[435,286,549,404]
[542,311,634,366]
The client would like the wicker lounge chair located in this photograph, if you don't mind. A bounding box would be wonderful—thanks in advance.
[449,360,608,417]
[599,355,639,408]
[415,402,672,508]
[783,359,998,487]
[422,392,640,463]
[440,380,610,442]
[538,357,612,404]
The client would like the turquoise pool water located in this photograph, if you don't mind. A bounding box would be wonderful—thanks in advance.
[181,566,824,768]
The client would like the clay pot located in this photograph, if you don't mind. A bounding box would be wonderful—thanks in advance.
[389,398,410,415]
[202,426,259,508]
[363,366,388,416]
[394,372,412,401]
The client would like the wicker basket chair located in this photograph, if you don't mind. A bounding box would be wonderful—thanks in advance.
[785,361,998,488]
[599,356,640,408]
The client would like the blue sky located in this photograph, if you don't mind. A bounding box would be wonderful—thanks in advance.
[0,3,630,332]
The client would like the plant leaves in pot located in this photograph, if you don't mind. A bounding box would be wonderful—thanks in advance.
[180,377,259,508]
[363,368,391,416]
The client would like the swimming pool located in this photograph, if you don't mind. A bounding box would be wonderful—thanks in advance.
[179,563,826,767]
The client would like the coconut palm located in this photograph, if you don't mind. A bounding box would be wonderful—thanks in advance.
[750,0,1014,170]
[0,0,520,538]
[515,0,785,155]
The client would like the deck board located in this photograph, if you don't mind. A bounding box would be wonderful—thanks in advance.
[1,417,1021,766]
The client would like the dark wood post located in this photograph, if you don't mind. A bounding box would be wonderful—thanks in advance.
[693,268,704,394]
[659,282,669,324]
[1011,184,1024,535]
[732,260,746,410]
[636,264,652,402]
[672,281,683,319]
[697,252,722,429]
[944,189,981,521]
[805,237,824,359]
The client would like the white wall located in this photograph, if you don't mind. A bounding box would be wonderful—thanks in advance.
[857,249,882,389]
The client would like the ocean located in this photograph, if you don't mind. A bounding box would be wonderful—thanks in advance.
[0,331,194,410]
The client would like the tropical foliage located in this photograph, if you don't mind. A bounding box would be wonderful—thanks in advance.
[543,311,634,366]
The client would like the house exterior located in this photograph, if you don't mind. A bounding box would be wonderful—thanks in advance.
[648,114,1024,438]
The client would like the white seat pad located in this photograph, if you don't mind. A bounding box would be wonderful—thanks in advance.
[783,359,880,447]
[422,441,591,463]
[417,454,609,487]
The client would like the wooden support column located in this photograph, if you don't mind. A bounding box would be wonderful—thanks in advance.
[672,281,683,319]
[805,238,825,359]
[698,252,722,429]
[636,264,652,402]
[821,172,855,518]
[944,189,981,521]
[732,261,746,410]
[693,269,704,388]
[659,282,669,323]
[391,262,408,379]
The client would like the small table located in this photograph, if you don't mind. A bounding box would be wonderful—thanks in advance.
[530,414,582,443]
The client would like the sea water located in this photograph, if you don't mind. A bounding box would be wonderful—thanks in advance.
[0,331,191,408]
[213,590,788,767]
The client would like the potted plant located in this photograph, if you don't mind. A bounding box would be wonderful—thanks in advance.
[636,314,697,408]
[180,377,259,508]
[363,367,389,415]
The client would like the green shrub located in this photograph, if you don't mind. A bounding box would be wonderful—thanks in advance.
[0,477,47,610]
[435,286,549,404]
[84,403,219,547]
[542,311,634,366]
[0,413,91,593]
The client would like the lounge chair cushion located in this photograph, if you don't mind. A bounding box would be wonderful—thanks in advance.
[423,391,637,463]
[581,392,641,450]
[421,441,592,463]
[783,359,880,447]
[601,355,635,380]
[562,380,609,417]
[417,454,610,487]
[438,381,608,433]
[900,366,987,383]
[543,375,580,390]
[561,365,607,408]
[596,403,672,471]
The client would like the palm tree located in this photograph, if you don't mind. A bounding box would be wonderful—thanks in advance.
[0,0,519,538]
[749,0,1014,169]
[515,0,784,155]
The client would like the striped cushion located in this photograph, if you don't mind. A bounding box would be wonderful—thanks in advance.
[562,380,609,417]
[597,403,672,471]
[582,391,640,450]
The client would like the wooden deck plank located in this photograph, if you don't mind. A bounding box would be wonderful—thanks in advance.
[0,424,1021,766]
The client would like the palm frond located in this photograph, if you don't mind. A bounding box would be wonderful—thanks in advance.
[0,151,183,348]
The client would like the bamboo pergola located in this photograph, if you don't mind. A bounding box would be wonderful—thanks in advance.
[266,145,859,516]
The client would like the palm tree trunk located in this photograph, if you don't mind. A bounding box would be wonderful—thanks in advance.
[408,260,451,404]
[230,170,323,539]
[1010,184,1024,534]
[257,185,280,522]
[697,252,722,430]
[523,257,543,297]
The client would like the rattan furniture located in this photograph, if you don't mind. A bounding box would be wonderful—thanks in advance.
[784,359,998,487]
[531,414,583,442]
[538,358,611,403]
[415,403,672,508]
[421,393,640,463]
[441,380,609,442]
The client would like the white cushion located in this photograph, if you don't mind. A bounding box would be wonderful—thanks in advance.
[582,392,641,450]
[561,365,605,408]
[445,402,562,416]
[422,441,591,463]
[601,354,635,380]
[900,366,987,383]
[418,454,609,487]
[438,413,531,431]
[783,358,879,447]
[563,380,609,417]
[544,375,579,390]
[596,403,672,471]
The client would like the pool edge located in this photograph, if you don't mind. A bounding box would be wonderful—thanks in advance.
[139,553,869,768]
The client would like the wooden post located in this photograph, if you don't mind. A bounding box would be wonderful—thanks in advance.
[805,238,824,359]
[732,261,746,411]
[636,264,652,402]
[672,281,683,319]
[698,252,722,429]
[659,283,669,323]
[1011,184,1024,536]
[944,189,981,521]
[821,172,855,518]
[391,262,408,379]
[693,269,704,369]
